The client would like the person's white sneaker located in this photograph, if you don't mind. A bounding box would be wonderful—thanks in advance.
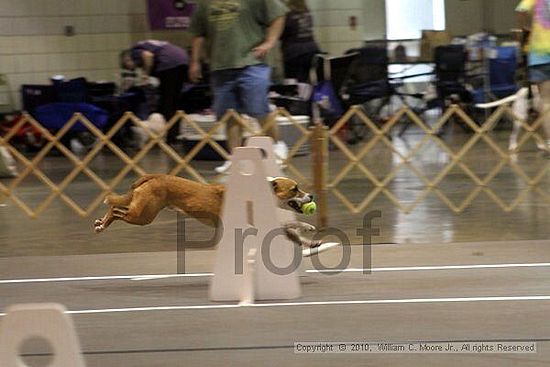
[214,161,232,174]
[276,158,287,169]
[273,140,288,160]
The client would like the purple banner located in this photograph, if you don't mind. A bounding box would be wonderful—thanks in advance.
[147,0,196,30]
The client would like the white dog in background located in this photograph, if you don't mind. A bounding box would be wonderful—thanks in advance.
[476,86,543,151]
[131,113,167,148]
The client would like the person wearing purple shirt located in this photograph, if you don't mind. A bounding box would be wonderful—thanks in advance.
[120,40,189,143]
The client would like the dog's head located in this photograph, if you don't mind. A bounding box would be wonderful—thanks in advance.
[268,177,314,214]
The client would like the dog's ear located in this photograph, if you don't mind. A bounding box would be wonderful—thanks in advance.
[267,176,279,191]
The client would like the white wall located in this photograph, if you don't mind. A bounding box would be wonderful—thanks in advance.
[483,0,520,34]
[0,0,520,110]
[311,0,377,56]
[312,0,517,56]
[445,0,518,36]
[445,0,484,36]
[0,0,190,110]
[0,0,136,109]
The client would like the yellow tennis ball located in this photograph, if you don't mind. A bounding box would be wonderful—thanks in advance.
[302,201,317,216]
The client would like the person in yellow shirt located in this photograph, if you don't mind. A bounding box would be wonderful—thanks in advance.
[516,0,550,148]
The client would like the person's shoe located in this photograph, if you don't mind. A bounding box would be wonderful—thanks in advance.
[536,140,549,151]
[273,140,289,160]
[214,161,232,174]
[276,158,287,169]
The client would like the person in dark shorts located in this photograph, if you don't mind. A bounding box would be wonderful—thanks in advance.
[516,0,550,148]
[120,40,189,144]
[280,0,320,83]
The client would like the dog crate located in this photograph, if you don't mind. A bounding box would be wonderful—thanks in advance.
[178,114,243,161]
[178,114,310,160]
[276,115,310,156]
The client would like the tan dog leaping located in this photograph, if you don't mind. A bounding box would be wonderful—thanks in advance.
[94,174,320,248]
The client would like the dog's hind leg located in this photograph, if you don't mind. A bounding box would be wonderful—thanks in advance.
[510,100,524,151]
[118,196,163,226]
[94,202,154,233]
[510,88,529,151]
[94,208,114,233]
[94,206,129,233]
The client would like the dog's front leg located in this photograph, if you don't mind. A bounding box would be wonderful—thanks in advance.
[284,226,321,248]
[282,221,317,233]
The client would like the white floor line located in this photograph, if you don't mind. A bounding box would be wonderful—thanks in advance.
[318,262,550,273]
[0,273,212,284]
[2,262,550,285]
[1,295,549,317]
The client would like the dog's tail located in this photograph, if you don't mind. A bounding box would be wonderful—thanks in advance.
[104,174,163,206]
[475,87,528,109]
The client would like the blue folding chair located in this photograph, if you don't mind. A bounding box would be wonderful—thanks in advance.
[473,46,518,104]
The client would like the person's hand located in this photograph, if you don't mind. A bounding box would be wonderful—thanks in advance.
[253,41,275,59]
[189,61,202,83]
[139,74,150,86]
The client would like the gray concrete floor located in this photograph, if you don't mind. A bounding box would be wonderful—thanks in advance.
[2,241,550,366]
[1,127,550,366]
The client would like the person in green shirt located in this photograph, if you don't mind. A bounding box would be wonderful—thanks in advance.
[189,0,289,173]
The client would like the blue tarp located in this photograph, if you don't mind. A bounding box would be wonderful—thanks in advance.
[34,102,109,132]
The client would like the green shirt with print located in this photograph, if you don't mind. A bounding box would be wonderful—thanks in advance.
[189,0,288,71]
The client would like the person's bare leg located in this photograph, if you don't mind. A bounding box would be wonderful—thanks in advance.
[259,111,279,141]
[259,111,289,162]
[226,118,243,153]
[216,117,242,173]
[538,81,550,145]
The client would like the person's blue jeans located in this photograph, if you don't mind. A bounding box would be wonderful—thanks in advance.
[211,64,271,119]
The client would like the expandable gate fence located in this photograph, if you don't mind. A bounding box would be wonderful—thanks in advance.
[0,109,314,219]
[0,104,549,227]
[326,105,550,216]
